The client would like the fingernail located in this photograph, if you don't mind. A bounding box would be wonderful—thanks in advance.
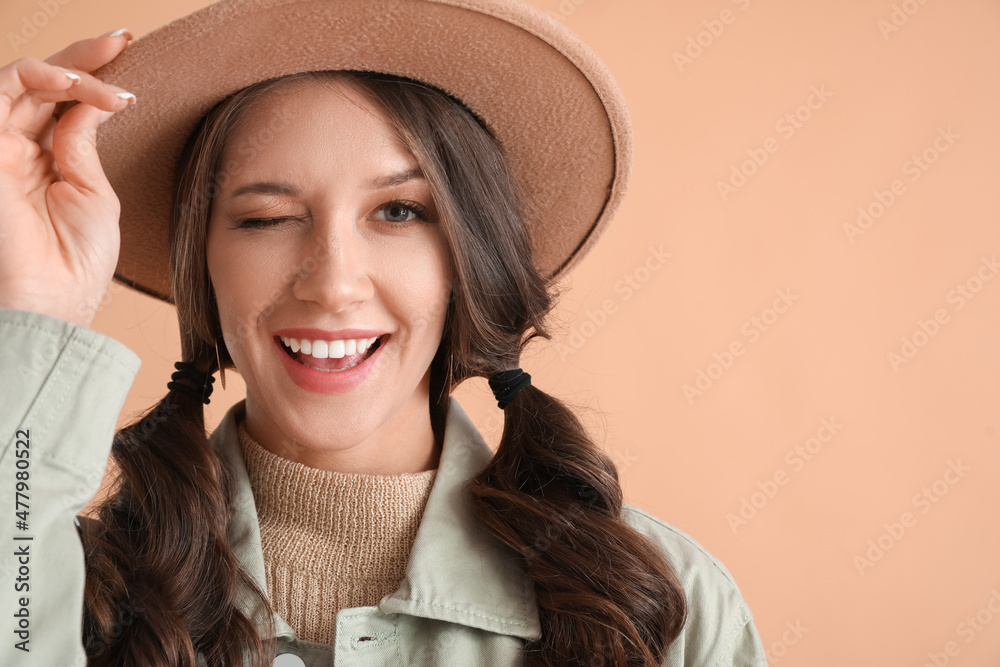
[99,110,116,125]
[64,72,81,85]
[101,28,134,41]
[115,92,136,105]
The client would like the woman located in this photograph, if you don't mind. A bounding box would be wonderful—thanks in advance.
[0,1,766,665]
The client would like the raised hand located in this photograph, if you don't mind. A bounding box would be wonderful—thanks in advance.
[0,29,137,329]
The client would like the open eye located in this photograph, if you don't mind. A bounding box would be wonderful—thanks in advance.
[377,199,431,224]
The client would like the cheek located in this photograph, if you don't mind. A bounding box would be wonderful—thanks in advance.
[208,235,286,342]
[395,242,452,334]
[207,242,242,320]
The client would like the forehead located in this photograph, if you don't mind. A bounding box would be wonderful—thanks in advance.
[221,76,412,166]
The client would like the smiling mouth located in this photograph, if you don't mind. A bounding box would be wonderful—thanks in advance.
[277,335,385,372]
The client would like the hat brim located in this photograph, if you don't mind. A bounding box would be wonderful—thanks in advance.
[75,0,631,304]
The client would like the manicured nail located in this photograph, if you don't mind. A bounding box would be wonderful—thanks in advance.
[64,72,81,85]
[99,110,116,125]
[102,28,134,40]
[115,92,136,105]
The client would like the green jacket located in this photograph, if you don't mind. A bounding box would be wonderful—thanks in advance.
[0,307,767,666]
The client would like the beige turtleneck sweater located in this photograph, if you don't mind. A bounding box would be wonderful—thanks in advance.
[236,419,438,646]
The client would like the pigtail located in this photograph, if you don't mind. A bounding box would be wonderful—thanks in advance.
[79,346,276,666]
[468,384,687,666]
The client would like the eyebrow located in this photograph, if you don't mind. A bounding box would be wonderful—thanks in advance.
[228,168,425,199]
[368,167,425,189]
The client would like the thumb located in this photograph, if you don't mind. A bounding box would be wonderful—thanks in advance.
[50,102,115,196]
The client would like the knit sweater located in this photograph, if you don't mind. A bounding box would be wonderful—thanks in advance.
[236,419,438,646]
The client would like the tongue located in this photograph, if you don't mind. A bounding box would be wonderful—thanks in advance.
[293,346,369,371]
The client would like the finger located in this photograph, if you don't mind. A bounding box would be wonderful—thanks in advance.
[6,71,133,144]
[0,57,80,125]
[32,80,133,152]
[50,101,116,197]
[23,67,135,111]
[43,29,133,74]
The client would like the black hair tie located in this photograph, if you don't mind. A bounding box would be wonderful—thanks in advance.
[168,361,216,404]
[488,368,531,410]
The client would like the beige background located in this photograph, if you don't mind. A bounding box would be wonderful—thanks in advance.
[4,0,998,664]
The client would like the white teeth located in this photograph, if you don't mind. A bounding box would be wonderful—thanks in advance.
[280,335,380,360]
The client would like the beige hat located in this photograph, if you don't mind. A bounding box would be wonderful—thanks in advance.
[69,0,632,304]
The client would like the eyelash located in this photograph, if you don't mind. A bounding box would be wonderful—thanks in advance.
[235,199,431,229]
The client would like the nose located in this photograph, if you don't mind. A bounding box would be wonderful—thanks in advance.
[291,220,374,313]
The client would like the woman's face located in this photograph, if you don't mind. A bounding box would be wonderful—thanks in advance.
[206,76,453,474]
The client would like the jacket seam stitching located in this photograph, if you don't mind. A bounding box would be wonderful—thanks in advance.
[28,329,80,441]
[3,318,139,374]
[711,602,754,667]
[393,614,402,662]
[622,505,741,588]
[38,450,103,483]
[403,599,531,628]
[521,559,532,632]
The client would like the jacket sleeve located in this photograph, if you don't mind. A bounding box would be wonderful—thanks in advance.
[663,563,768,667]
[620,505,769,667]
[0,308,141,666]
[709,603,767,667]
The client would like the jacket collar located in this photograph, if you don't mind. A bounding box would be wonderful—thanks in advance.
[210,396,542,642]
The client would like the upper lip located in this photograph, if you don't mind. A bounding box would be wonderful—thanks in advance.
[274,328,388,341]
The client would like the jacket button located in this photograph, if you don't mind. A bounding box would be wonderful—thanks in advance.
[272,654,306,667]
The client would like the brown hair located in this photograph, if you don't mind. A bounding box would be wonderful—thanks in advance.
[79,69,687,666]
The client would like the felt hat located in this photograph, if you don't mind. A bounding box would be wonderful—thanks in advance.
[70,0,632,304]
